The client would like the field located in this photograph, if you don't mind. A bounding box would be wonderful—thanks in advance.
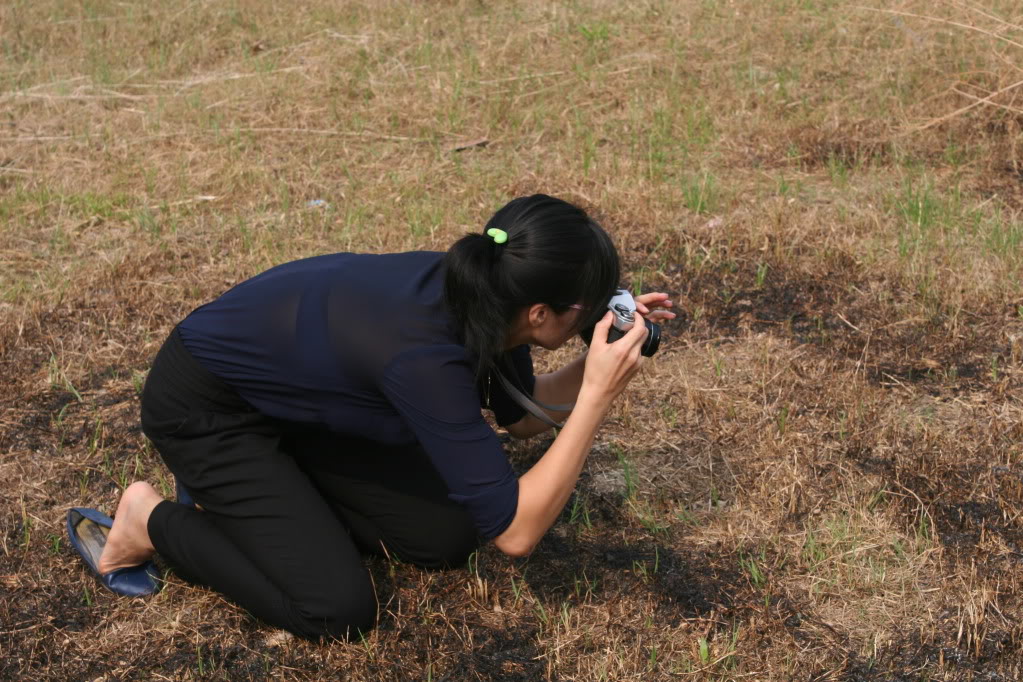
[3,0,1023,679]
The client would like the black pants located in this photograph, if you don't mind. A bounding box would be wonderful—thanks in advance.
[140,328,480,640]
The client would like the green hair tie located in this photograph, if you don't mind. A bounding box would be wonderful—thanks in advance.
[486,228,508,244]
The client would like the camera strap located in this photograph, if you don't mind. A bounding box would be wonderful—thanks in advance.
[493,367,574,430]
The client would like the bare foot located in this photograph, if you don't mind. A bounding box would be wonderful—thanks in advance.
[98,481,163,574]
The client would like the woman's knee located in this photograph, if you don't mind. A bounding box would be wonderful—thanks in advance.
[401,518,480,569]
[289,587,378,641]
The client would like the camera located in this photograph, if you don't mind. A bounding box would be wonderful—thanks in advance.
[580,289,661,357]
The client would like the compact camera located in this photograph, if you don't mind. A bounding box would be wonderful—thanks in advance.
[580,289,661,357]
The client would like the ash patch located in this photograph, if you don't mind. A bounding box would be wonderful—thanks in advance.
[656,255,1013,395]
[844,446,1023,565]
[836,623,1023,682]
[442,625,544,681]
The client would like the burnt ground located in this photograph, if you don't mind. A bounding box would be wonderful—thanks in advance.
[3,2,1023,673]
[3,236,1023,680]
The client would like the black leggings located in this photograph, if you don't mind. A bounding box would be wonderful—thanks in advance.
[140,328,480,640]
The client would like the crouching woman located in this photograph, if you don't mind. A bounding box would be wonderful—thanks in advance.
[76,194,674,639]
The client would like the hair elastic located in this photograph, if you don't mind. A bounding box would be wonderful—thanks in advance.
[486,228,508,244]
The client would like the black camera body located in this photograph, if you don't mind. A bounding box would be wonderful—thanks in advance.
[580,289,661,357]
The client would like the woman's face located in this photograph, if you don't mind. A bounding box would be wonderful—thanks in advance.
[528,304,588,351]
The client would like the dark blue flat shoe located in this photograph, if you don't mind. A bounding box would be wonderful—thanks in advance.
[175,478,196,508]
[66,507,161,597]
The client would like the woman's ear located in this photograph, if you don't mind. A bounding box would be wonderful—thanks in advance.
[527,303,549,328]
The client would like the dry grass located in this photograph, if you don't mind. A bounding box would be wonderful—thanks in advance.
[3,0,1023,679]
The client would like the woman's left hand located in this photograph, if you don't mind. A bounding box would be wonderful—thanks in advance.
[634,292,676,323]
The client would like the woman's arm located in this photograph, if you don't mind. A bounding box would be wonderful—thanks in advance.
[503,353,586,439]
[492,312,648,557]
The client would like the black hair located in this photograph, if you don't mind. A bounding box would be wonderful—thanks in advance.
[444,194,620,377]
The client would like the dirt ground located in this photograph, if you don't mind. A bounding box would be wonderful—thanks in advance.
[3,1,1023,680]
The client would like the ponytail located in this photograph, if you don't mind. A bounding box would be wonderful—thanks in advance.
[443,233,513,377]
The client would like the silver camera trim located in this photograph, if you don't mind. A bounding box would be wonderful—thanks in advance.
[607,289,637,332]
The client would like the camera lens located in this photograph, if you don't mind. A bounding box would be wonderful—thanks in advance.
[641,320,661,357]
[580,319,661,356]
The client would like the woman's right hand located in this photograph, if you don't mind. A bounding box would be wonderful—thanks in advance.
[496,311,649,557]
[580,311,648,404]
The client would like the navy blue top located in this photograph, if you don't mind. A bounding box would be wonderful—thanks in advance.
[177,251,535,540]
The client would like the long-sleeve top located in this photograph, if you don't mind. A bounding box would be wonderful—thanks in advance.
[177,251,534,539]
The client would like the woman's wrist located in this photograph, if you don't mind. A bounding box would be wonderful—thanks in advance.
[574,386,613,416]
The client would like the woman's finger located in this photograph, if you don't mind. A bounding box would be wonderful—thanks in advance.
[638,299,675,319]
[589,311,614,350]
[635,292,672,307]
[622,311,648,350]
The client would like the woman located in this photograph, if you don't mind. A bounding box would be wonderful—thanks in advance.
[71,194,675,640]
